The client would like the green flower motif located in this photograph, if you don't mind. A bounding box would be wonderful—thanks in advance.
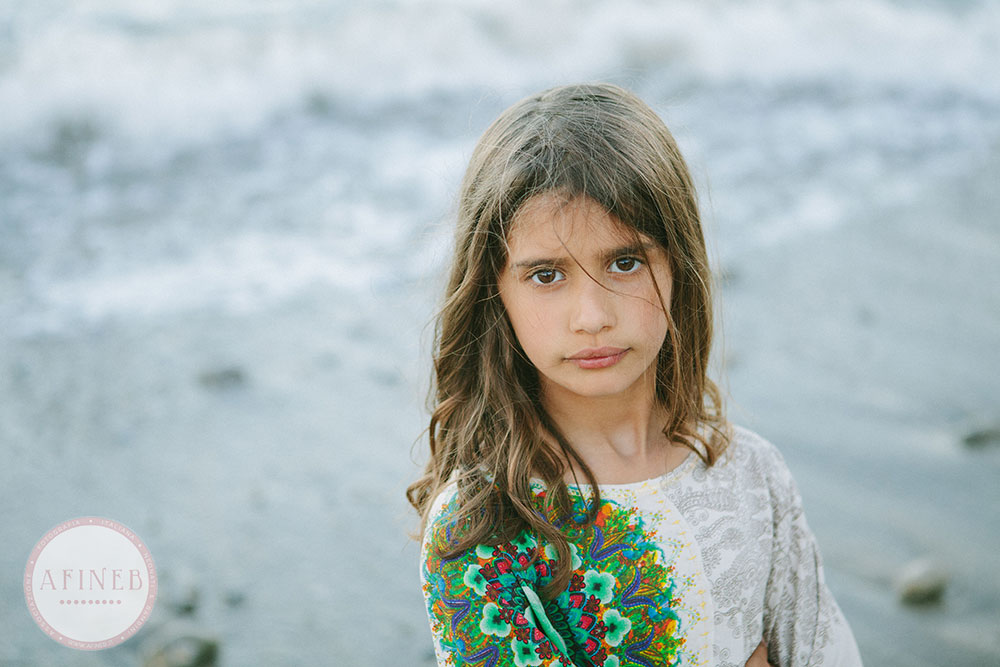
[463,564,487,595]
[603,657,620,667]
[476,544,497,559]
[480,603,511,637]
[511,639,542,667]
[511,531,537,551]
[601,608,633,646]
[568,543,582,569]
[543,542,583,569]
[583,569,616,603]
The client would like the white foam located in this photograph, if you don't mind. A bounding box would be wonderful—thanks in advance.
[4,0,999,334]
[2,0,997,151]
[9,217,413,335]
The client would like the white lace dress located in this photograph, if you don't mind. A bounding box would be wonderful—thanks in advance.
[420,424,864,666]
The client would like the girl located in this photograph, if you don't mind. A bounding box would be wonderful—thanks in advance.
[407,83,862,667]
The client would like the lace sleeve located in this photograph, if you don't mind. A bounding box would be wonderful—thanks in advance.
[761,447,864,666]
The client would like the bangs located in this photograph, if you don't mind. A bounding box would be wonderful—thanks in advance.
[495,113,668,251]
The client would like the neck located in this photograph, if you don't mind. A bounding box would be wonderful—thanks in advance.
[541,373,689,484]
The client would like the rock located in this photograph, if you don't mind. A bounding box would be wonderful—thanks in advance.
[724,352,741,371]
[719,265,741,288]
[962,427,1000,450]
[223,589,246,608]
[160,569,200,616]
[197,366,246,391]
[169,584,200,616]
[895,557,948,606]
[856,305,876,326]
[369,367,401,387]
[141,623,219,667]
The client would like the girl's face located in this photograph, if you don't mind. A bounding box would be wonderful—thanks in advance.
[497,194,671,406]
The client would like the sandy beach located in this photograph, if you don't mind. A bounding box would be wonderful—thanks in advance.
[714,149,1000,665]
[3,148,998,665]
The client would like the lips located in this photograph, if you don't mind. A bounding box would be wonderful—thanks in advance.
[566,347,628,369]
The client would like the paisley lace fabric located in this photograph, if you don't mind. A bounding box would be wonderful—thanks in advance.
[420,425,863,666]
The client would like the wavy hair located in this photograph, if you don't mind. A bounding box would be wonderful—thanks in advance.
[407,83,730,599]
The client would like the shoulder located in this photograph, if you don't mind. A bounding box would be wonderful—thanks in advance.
[726,423,781,460]
[724,424,792,475]
[719,424,802,514]
[420,481,462,560]
[424,482,461,533]
[420,482,543,580]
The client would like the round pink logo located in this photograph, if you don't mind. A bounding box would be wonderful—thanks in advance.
[24,517,157,650]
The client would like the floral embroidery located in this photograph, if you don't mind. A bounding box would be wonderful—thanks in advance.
[423,495,571,666]
[465,565,488,596]
[583,570,616,603]
[481,602,512,637]
[512,639,544,667]
[601,609,632,646]
[422,488,685,666]
[532,487,685,666]
[544,542,583,570]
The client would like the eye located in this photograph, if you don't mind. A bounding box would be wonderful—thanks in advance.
[529,268,564,285]
[609,257,642,274]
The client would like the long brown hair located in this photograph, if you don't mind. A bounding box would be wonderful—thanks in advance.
[407,83,730,599]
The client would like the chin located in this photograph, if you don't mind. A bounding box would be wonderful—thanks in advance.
[554,380,640,400]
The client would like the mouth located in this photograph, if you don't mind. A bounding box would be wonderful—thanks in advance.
[566,347,629,369]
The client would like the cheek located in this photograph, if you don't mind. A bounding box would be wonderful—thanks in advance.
[633,289,670,344]
[501,292,548,358]
[641,305,669,338]
[508,309,554,357]
[640,272,671,333]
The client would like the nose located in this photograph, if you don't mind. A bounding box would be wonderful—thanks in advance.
[569,278,615,334]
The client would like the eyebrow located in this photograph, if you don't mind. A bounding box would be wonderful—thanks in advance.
[510,243,657,270]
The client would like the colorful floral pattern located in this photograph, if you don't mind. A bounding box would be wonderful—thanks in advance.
[422,486,686,666]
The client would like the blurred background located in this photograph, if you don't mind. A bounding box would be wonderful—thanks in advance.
[2,0,998,664]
